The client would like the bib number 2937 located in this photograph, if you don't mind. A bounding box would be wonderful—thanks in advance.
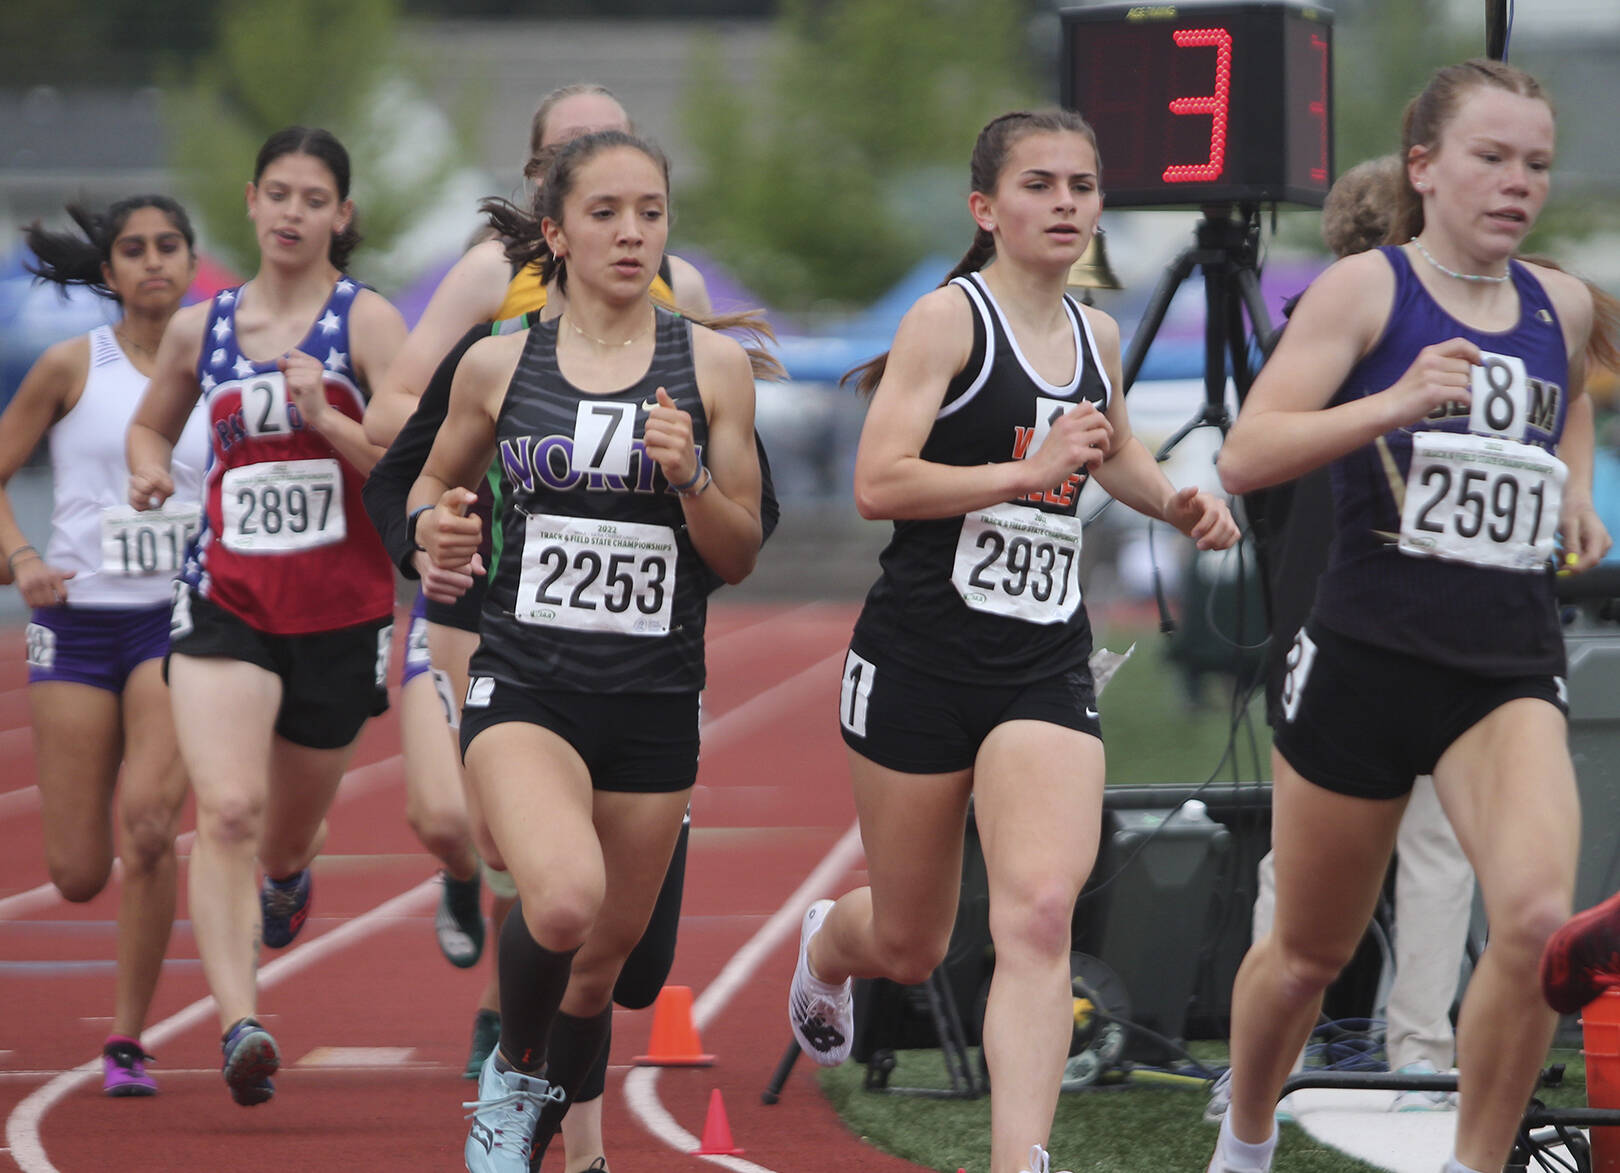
[952,502,1082,624]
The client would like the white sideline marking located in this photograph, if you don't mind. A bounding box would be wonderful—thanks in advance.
[5,875,439,1173]
[623,820,864,1171]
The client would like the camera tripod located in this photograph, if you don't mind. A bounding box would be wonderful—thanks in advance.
[1120,202,1280,454]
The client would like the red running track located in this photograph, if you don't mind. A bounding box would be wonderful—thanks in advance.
[0,600,925,1173]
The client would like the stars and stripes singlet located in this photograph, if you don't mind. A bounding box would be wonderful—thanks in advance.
[184,277,394,634]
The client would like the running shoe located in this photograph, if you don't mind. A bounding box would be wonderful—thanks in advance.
[1019,1144,1074,1173]
[1541,888,1620,1014]
[101,1036,157,1097]
[1389,1059,1457,1111]
[437,869,485,968]
[787,899,853,1066]
[260,868,313,949]
[1202,1068,1296,1125]
[462,1050,564,1173]
[221,1018,279,1107]
[463,1009,502,1080]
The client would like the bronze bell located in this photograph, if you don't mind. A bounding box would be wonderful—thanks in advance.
[1066,228,1122,293]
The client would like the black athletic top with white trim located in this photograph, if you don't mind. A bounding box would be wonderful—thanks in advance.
[470,308,711,694]
[852,272,1112,684]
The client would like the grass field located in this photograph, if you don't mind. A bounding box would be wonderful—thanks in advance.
[816,620,1593,1172]
[819,1043,1593,1173]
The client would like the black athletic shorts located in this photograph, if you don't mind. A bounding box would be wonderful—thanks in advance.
[458,676,699,794]
[837,639,1102,774]
[167,588,392,750]
[1272,619,1567,801]
[423,572,485,633]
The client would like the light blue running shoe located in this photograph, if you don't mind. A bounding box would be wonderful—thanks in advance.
[462,1050,564,1173]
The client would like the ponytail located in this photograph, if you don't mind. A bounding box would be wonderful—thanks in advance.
[483,130,786,382]
[842,108,1097,398]
[843,228,997,396]
[24,196,195,301]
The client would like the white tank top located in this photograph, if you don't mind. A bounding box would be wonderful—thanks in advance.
[45,326,210,608]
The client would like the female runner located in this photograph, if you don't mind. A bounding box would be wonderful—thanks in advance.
[1208,60,1617,1173]
[0,196,207,1095]
[128,126,406,1107]
[363,83,752,1173]
[787,109,1237,1173]
[412,127,773,1173]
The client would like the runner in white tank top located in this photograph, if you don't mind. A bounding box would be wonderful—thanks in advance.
[0,196,206,1098]
[44,323,208,607]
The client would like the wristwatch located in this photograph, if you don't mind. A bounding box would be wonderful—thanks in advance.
[407,504,434,552]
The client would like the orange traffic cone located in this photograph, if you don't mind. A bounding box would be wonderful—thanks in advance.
[691,1087,744,1156]
[1585,989,1620,1172]
[632,985,715,1066]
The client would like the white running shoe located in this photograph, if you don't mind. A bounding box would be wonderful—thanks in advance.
[1020,1144,1074,1173]
[1203,1068,1296,1125]
[1390,1060,1458,1112]
[462,1051,564,1173]
[788,899,854,1066]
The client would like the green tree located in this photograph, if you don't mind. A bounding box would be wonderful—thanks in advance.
[678,0,1036,311]
[161,0,464,287]
[0,0,216,87]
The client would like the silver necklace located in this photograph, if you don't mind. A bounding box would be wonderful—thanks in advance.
[562,311,653,349]
[114,327,158,357]
[1409,237,1510,285]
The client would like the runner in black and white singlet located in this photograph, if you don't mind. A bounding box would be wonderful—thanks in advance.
[409,129,776,1173]
[1208,61,1618,1173]
[360,89,750,1166]
[127,127,407,1110]
[787,110,1237,1173]
[0,196,206,1099]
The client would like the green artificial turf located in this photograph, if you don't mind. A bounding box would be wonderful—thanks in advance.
[818,1044,1593,1173]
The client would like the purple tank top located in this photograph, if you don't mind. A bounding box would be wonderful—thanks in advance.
[1310,245,1570,676]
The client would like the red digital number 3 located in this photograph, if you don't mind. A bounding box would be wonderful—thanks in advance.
[1163,27,1233,184]
[1309,33,1329,183]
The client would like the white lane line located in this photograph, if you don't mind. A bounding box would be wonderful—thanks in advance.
[0,754,402,920]
[0,604,832,826]
[5,875,439,1173]
[0,786,39,821]
[699,651,842,754]
[623,820,864,1170]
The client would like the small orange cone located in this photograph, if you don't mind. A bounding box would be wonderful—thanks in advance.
[691,1087,744,1156]
[1584,989,1620,1172]
[632,985,715,1066]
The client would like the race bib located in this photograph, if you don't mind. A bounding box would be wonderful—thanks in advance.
[1468,351,1531,441]
[24,622,55,670]
[237,371,296,438]
[100,503,201,576]
[951,501,1083,624]
[1398,432,1565,572]
[220,459,345,554]
[515,514,676,636]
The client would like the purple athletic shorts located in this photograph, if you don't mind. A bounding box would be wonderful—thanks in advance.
[26,604,171,693]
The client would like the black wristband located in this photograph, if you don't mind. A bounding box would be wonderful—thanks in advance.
[407,504,434,552]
